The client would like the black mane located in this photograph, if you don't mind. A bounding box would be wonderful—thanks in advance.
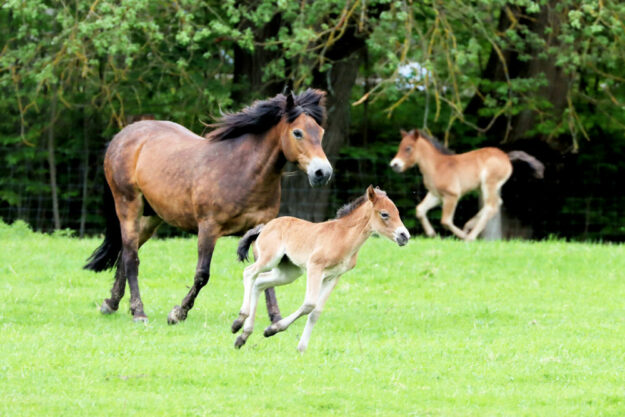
[417,129,454,155]
[206,89,326,142]
[335,188,387,219]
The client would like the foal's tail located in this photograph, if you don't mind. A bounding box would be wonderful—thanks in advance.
[237,224,264,262]
[83,182,122,272]
[507,151,545,179]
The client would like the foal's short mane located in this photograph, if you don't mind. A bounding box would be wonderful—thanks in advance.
[335,188,387,219]
[416,129,454,155]
[206,89,326,142]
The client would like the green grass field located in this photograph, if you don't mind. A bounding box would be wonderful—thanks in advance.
[1,220,624,416]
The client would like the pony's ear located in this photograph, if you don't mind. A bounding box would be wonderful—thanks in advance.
[366,185,377,203]
[400,129,408,137]
[286,91,295,111]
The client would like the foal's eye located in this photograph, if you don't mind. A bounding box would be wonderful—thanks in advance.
[404,146,412,153]
[292,129,304,139]
[380,211,390,220]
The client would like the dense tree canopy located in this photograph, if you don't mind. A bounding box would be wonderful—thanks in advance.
[1,0,624,239]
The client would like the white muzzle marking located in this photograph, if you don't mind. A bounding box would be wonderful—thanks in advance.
[307,157,333,187]
[390,158,405,173]
[393,226,410,246]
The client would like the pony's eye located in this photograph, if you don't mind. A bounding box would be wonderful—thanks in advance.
[404,146,412,153]
[380,211,390,220]
[292,129,304,139]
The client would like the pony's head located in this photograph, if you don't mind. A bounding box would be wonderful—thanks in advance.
[365,185,410,246]
[280,90,332,187]
[389,129,420,173]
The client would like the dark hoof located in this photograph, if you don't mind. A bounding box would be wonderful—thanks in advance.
[100,300,117,315]
[167,305,185,325]
[133,315,148,323]
[231,319,244,334]
[234,335,247,349]
[269,313,283,324]
[264,325,278,338]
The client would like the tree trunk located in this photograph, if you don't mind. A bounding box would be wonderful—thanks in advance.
[79,109,89,237]
[46,95,60,230]
[464,2,572,149]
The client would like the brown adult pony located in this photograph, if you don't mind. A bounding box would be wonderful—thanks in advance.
[390,129,544,241]
[84,89,332,324]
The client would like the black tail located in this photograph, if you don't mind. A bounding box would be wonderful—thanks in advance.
[83,182,122,272]
[507,151,545,179]
[237,224,264,262]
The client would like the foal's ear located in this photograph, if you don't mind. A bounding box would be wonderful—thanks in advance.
[366,185,377,203]
[400,129,408,137]
[286,91,295,110]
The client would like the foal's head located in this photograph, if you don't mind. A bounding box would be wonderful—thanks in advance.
[280,90,332,187]
[365,185,410,246]
[389,129,422,173]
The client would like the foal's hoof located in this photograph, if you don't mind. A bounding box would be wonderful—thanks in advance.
[167,305,185,325]
[231,319,244,334]
[100,300,117,315]
[133,315,148,323]
[264,324,279,338]
[234,335,247,349]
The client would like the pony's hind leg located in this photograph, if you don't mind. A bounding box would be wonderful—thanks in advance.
[114,195,149,322]
[101,216,162,315]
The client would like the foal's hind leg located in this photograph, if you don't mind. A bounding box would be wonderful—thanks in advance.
[234,260,301,348]
[465,181,503,241]
[168,223,217,324]
[101,216,162,315]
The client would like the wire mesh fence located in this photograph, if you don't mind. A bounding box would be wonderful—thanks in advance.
[1,152,623,242]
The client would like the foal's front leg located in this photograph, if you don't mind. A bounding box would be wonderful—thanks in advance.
[297,275,339,352]
[263,265,323,339]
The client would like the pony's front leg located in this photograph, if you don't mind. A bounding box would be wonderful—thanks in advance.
[297,276,339,353]
[264,265,323,339]
[168,225,217,324]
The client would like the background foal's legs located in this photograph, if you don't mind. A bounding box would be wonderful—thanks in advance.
[465,182,503,241]
[168,225,216,324]
[416,192,440,237]
[440,193,467,239]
